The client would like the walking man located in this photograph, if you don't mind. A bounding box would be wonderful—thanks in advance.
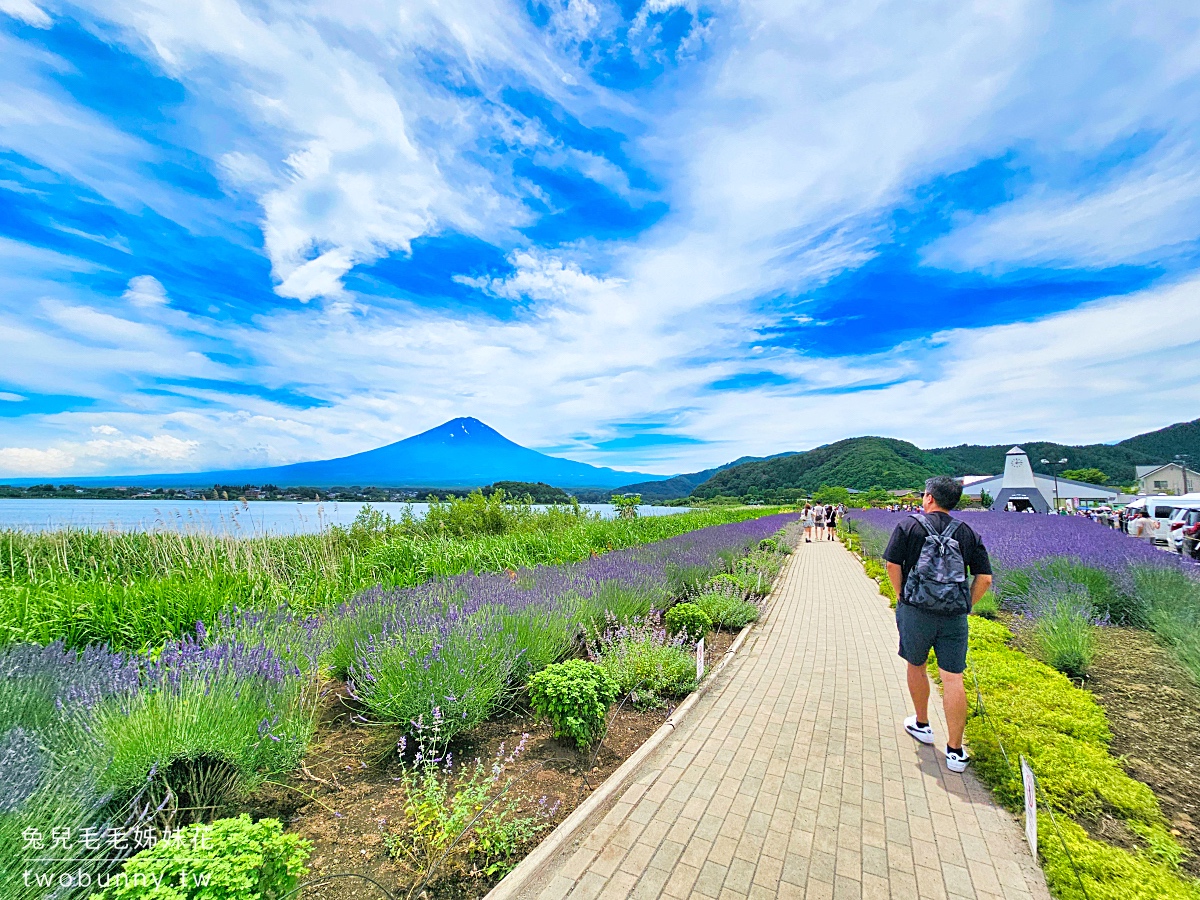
[884,476,992,772]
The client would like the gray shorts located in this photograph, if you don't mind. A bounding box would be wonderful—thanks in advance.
[896,603,969,673]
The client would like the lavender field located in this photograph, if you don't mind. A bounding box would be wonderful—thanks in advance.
[0,512,796,898]
[846,509,1200,586]
[844,509,1200,682]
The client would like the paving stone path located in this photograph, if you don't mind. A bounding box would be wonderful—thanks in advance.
[521,541,1050,900]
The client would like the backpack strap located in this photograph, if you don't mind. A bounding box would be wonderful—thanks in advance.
[939,518,963,540]
[912,513,937,537]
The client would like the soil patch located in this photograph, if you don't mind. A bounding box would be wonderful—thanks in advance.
[239,628,741,900]
[1086,627,1200,877]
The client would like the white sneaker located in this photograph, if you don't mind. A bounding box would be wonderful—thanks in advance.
[945,747,970,773]
[904,715,934,745]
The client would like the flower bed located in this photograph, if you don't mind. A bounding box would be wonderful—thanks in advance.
[0,512,796,899]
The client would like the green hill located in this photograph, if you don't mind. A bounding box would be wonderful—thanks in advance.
[929,418,1200,484]
[614,452,798,501]
[691,437,952,498]
[689,417,1200,499]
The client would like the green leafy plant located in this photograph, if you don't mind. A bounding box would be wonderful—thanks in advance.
[861,558,897,606]
[527,660,618,749]
[971,592,1000,619]
[663,603,712,642]
[1132,566,1200,685]
[386,727,554,882]
[693,589,760,629]
[610,494,641,519]
[586,612,696,706]
[89,814,310,900]
[1030,588,1097,678]
[958,618,1197,900]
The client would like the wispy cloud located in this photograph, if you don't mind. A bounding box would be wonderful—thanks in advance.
[1,0,1199,477]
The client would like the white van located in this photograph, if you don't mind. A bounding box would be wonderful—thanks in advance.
[1128,495,1200,545]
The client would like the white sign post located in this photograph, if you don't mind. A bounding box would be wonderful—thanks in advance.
[696,638,705,682]
[1020,755,1038,858]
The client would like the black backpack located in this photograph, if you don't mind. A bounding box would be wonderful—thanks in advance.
[902,514,971,615]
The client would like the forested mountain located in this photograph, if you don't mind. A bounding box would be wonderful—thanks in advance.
[689,418,1200,498]
[691,437,952,498]
[928,418,1200,483]
[614,452,798,501]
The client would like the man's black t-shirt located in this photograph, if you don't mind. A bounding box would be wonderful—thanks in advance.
[882,512,992,601]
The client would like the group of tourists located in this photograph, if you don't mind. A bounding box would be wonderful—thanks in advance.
[799,502,844,542]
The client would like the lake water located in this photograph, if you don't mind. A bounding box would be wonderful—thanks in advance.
[0,499,691,534]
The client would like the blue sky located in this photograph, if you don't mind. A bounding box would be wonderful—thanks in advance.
[2,0,1200,477]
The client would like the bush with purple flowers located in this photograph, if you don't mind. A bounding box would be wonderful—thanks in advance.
[585,611,696,706]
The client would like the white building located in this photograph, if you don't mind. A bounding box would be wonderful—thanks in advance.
[959,446,1120,511]
[1135,462,1200,496]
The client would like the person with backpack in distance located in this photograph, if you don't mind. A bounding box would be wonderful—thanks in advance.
[883,476,993,772]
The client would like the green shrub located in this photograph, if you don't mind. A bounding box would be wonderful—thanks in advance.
[94,668,318,819]
[387,728,551,880]
[347,613,518,746]
[527,660,618,749]
[862,558,897,606]
[1031,589,1096,678]
[962,618,1198,899]
[694,590,760,629]
[664,603,712,641]
[586,614,696,706]
[971,592,999,619]
[1133,565,1200,686]
[999,559,1141,626]
[89,814,310,900]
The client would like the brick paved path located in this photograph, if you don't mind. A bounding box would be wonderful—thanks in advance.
[521,542,1049,900]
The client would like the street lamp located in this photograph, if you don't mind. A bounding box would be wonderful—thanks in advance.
[1177,454,1191,495]
[1040,457,1069,511]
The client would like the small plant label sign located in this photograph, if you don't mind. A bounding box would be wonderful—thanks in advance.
[1020,755,1037,858]
[696,638,705,682]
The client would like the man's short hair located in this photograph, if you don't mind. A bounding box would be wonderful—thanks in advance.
[925,476,963,510]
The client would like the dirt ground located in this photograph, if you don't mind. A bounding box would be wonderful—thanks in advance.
[240,628,740,900]
[1086,627,1200,877]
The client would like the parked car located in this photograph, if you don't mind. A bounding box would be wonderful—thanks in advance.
[1168,506,1200,555]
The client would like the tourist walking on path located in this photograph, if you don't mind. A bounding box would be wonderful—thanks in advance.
[801,503,814,542]
[825,503,837,539]
[884,476,993,773]
[813,502,826,541]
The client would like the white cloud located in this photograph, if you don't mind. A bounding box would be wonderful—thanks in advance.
[924,147,1200,271]
[0,434,198,476]
[123,275,170,308]
[0,0,51,28]
[3,0,1200,478]
[0,392,24,402]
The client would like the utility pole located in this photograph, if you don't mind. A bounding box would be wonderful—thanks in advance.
[1040,457,1068,511]
[1178,454,1191,495]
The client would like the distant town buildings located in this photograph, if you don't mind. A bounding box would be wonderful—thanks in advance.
[959,447,1119,510]
[1135,462,1200,496]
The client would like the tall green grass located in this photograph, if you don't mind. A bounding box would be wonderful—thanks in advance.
[0,501,777,651]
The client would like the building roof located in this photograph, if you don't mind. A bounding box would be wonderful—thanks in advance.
[961,473,1118,501]
[1136,462,1200,479]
